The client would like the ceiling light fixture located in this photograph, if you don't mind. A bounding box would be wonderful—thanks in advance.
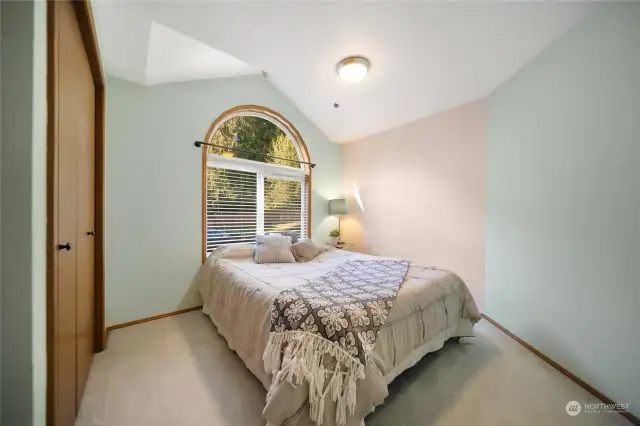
[336,56,370,83]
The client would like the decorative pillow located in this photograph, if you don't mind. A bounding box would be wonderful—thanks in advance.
[267,231,298,244]
[317,244,332,253]
[291,239,319,262]
[254,244,296,264]
[256,234,292,247]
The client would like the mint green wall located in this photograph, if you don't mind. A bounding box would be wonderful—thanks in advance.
[486,3,640,416]
[0,1,47,424]
[105,75,342,325]
[0,3,3,417]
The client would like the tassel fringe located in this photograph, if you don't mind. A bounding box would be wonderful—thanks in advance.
[263,331,366,426]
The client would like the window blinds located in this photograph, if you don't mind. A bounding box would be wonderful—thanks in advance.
[264,177,303,237]
[205,160,308,254]
[205,167,258,253]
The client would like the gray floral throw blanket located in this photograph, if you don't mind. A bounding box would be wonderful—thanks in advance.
[263,259,410,426]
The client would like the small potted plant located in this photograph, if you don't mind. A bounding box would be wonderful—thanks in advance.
[328,228,340,247]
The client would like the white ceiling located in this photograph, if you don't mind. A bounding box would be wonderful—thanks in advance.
[93,1,592,143]
[145,21,261,86]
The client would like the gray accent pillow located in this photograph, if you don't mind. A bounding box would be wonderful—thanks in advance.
[256,234,292,246]
[254,244,296,264]
[291,239,320,262]
[267,231,298,244]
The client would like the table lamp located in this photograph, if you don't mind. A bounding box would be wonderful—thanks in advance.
[328,198,348,241]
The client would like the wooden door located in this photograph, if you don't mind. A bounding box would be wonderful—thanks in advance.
[75,24,96,406]
[52,0,96,423]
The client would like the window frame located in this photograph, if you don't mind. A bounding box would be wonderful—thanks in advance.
[201,105,312,262]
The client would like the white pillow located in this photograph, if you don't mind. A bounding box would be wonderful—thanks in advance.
[256,234,292,247]
[254,245,296,264]
[267,231,298,244]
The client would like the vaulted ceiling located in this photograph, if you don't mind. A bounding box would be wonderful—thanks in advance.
[93,1,592,143]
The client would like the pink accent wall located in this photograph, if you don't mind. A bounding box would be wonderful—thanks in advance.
[341,99,487,310]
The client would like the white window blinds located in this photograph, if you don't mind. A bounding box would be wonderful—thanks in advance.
[205,156,308,254]
[264,177,304,237]
[205,168,258,252]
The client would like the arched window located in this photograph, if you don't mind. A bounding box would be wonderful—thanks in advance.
[202,105,312,258]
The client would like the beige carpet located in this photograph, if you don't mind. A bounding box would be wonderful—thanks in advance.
[76,311,631,426]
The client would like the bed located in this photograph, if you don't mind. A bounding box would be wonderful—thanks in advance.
[196,245,480,426]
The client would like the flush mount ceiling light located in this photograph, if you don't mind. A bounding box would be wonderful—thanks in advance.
[336,56,370,83]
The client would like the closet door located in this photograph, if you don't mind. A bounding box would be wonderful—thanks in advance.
[75,40,96,407]
[54,0,96,423]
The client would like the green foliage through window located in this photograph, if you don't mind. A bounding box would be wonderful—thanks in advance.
[209,116,300,168]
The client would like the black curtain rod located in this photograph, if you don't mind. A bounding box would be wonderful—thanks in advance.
[194,141,316,168]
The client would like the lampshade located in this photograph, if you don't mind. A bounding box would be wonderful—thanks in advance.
[328,199,348,215]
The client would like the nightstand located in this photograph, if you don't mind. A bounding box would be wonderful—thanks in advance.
[337,243,361,253]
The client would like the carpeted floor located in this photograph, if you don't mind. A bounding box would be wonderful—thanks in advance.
[76,311,632,426]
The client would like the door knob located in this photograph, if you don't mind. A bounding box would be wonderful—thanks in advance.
[57,242,72,251]
[86,231,95,236]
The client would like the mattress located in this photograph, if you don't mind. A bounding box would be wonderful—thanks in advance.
[196,246,480,426]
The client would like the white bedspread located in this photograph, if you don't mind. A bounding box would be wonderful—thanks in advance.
[196,246,480,426]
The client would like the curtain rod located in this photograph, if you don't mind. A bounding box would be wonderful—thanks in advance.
[194,141,316,168]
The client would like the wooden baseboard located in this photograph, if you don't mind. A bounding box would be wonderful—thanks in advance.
[106,305,203,332]
[481,314,639,425]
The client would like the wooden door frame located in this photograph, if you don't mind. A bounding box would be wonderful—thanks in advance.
[46,0,106,424]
